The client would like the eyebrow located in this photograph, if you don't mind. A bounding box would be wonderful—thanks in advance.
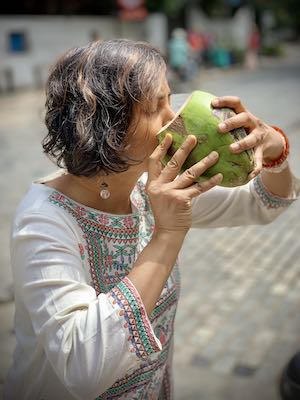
[157,91,171,100]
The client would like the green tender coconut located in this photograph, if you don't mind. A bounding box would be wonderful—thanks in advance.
[158,90,255,187]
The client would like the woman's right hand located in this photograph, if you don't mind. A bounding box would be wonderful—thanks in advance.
[129,134,223,315]
[146,134,223,235]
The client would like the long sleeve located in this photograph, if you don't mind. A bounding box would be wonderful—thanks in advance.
[11,211,161,400]
[191,174,300,228]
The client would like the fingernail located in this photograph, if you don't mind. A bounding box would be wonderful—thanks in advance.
[219,122,227,131]
[188,135,197,144]
[212,173,223,183]
[209,151,219,159]
[212,98,220,106]
[230,143,240,151]
[250,169,259,179]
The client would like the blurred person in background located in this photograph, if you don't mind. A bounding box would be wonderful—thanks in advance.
[4,38,300,400]
[188,27,205,67]
[168,28,191,81]
[245,23,261,70]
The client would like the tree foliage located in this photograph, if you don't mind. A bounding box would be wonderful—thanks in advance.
[194,0,300,32]
[145,0,186,16]
[250,0,300,32]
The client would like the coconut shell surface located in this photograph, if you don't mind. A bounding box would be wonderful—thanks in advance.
[159,91,255,187]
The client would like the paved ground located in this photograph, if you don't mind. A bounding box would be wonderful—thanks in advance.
[0,44,300,399]
[173,45,300,400]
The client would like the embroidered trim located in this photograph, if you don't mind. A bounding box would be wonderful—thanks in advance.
[111,277,161,360]
[161,365,172,400]
[253,175,295,209]
[150,286,178,322]
[96,339,170,399]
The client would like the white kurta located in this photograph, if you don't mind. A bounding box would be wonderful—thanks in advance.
[4,172,299,400]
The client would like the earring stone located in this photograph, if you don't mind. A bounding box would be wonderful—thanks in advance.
[99,182,110,199]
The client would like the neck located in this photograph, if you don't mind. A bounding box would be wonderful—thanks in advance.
[68,169,143,215]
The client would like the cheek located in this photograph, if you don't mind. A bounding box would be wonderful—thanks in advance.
[129,112,164,157]
[126,122,156,159]
[147,117,163,149]
[141,127,158,157]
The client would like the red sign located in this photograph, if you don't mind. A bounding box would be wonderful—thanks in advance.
[117,0,144,8]
[117,0,148,21]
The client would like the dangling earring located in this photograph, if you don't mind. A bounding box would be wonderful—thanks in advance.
[99,182,110,199]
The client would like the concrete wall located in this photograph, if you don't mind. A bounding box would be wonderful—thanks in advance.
[186,6,254,50]
[0,14,167,90]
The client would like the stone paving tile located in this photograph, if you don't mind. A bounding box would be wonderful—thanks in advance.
[190,354,211,368]
[0,302,16,384]
[211,354,237,375]
[232,364,257,377]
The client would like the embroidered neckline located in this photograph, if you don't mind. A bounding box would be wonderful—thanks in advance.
[45,178,152,294]
[33,178,148,220]
[49,190,141,226]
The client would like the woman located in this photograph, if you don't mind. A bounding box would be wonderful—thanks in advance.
[4,39,299,400]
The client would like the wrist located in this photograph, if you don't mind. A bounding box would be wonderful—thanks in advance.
[263,126,289,173]
[152,228,187,246]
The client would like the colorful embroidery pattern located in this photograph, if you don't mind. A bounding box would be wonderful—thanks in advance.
[48,177,179,399]
[49,192,141,294]
[160,365,172,400]
[253,175,295,209]
[96,338,172,400]
[150,285,178,322]
[111,277,161,359]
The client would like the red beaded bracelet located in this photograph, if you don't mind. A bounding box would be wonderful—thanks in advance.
[262,126,290,169]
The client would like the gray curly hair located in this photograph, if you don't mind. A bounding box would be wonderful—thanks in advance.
[43,39,166,177]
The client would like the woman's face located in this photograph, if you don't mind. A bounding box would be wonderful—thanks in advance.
[127,78,175,164]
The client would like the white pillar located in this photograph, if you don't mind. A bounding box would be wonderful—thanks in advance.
[145,13,168,54]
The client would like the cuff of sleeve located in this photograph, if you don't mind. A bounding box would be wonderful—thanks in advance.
[252,174,300,209]
[109,277,162,359]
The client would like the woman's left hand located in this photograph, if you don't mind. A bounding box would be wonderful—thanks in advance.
[211,96,285,180]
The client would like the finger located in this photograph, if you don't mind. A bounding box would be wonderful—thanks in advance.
[159,135,197,183]
[148,133,173,180]
[218,112,252,133]
[248,146,263,179]
[184,173,223,198]
[211,96,246,114]
[230,129,264,153]
[174,151,219,189]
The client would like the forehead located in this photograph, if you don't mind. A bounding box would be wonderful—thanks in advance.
[136,77,169,112]
[144,78,170,107]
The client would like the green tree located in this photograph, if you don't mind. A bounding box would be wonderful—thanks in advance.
[146,0,186,17]
[250,0,300,34]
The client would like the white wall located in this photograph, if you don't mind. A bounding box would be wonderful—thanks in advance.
[145,13,168,54]
[0,15,167,90]
[186,6,254,50]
